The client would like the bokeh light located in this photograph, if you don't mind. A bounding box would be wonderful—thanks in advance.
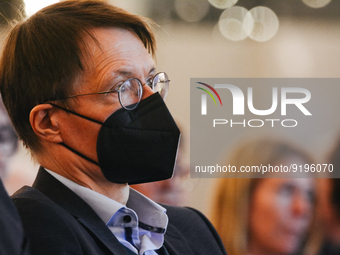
[24,0,59,17]
[174,0,210,23]
[218,6,248,41]
[302,0,332,8]
[208,0,238,9]
[244,6,279,42]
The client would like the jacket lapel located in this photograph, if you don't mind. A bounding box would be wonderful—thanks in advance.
[33,167,194,255]
[163,224,195,255]
[32,167,130,255]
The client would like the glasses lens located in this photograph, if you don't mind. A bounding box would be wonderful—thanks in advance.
[152,72,169,99]
[119,78,143,110]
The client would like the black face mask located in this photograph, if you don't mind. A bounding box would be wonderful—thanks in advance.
[51,93,181,184]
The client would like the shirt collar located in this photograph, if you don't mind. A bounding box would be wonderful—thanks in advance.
[45,169,168,229]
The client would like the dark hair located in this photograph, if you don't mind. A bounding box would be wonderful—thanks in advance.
[0,0,156,153]
[328,138,340,218]
[330,179,340,218]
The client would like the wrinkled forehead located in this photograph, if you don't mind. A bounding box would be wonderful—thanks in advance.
[73,27,155,95]
[81,27,153,69]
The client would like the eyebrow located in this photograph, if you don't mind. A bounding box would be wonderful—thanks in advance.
[148,67,156,75]
[113,67,156,79]
[101,67,156,92]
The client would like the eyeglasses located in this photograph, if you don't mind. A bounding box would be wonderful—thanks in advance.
[58,72,170,110]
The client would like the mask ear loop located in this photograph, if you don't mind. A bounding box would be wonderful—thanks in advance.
[49,103,104,125]
[60,142,99,166]
[48,103,101,166]
[49,103,120,128]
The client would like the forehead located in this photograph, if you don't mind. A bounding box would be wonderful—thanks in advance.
[82,27,155,81]
[260,178,314,191]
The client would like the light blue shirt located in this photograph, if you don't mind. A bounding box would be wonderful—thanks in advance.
[46,170,168,255]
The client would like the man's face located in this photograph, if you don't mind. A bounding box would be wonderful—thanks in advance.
[57,27,155,178]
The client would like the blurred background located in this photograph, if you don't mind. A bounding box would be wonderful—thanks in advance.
[0,0,340,217]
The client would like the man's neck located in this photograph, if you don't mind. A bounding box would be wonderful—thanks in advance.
[38,149,129,205]
[88,179,129,205]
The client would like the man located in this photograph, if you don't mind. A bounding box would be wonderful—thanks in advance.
[0,1,227,254]
[0,100,29,254]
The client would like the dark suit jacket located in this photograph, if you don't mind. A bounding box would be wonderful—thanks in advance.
[11,168,227,255]
[0,179,29,255]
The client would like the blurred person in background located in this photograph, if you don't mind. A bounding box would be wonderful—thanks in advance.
[318,136,340,255]
[0,98,29,254]
[0,99,36,195]
[211,137,319,255]
[0,98,18,179]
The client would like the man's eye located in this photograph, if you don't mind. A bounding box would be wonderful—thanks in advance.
[120,85,126,93]
[108,81,123,93]
[145,79,153,88]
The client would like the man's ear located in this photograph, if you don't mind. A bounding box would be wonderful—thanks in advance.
[30,104,63,143]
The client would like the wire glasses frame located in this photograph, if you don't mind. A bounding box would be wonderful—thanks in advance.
[58,72,170,110]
